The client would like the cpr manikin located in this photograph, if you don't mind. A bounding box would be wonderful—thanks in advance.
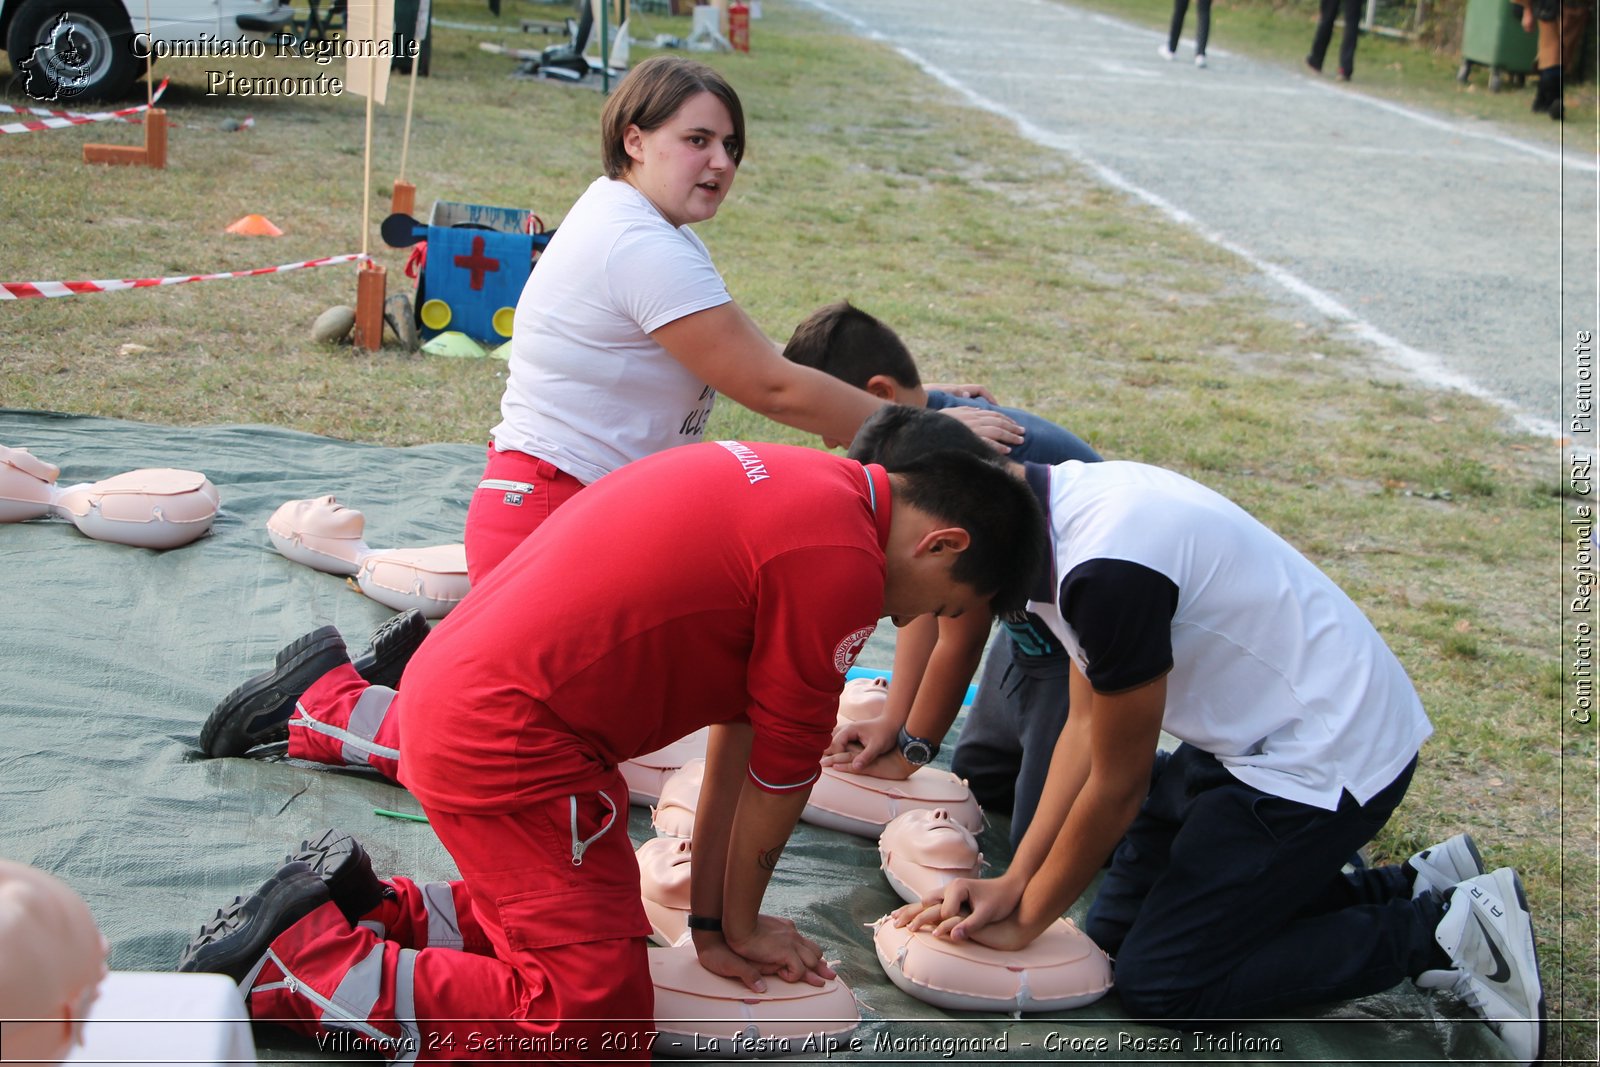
[870,801,1111,1013]
[650,757,704,838]
[0,446,219,550]
[877,808,984,905]
[622,727,709,807]
[650,943,860,1058]
[636,836,693,947]
[800,677,984,838]
[873,914,1113,1014]
[266,496,470,619]
[0,860,109,1065]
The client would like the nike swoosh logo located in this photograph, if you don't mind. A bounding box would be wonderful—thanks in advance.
[1475,914,1513,984]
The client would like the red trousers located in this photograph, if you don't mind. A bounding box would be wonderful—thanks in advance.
[463,444,587,582]
[261,450,652,1060]
[249,774,652,1061]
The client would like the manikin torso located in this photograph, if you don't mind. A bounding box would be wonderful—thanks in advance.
[0,446,218,550]
[266,496,469,619]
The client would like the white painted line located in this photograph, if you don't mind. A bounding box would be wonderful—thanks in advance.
[801,0,1561,438]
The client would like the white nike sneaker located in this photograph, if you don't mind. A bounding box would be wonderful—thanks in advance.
[1158,44,1175,61]
[1409,833,1485,900]
[1419,868,1545,1066]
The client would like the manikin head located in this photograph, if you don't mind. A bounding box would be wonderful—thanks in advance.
[267,495,366,541]
[0,861,109,1065]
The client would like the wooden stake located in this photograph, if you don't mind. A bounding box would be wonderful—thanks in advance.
[354,261,387,352]
[391,179,416,217]
[83,109,164,166]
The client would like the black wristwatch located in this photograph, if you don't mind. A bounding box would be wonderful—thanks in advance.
[896,725,939,767]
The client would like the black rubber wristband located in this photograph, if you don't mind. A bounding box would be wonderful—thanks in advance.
[686,914,723,932]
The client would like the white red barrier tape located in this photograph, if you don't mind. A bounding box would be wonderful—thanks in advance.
[0,79,169,134]
[0,253,370,300]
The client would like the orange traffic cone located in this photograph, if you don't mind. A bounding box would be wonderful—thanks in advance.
[225,214,283,236]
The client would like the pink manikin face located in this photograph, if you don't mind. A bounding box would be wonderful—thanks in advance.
[272,495,365,539]
[836,677,889,725]
[881,808,979,871]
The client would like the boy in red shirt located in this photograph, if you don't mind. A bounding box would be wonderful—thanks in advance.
[182,438,1043,1060]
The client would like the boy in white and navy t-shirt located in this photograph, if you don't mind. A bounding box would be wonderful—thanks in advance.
[854,406,1544,1066]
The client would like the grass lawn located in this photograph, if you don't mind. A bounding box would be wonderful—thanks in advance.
[1,0,1590,1056]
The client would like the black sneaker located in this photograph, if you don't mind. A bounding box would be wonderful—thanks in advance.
[201,627,350,758]
[286,828,392,925]
[350,609,430,690]
[177,862,330,981]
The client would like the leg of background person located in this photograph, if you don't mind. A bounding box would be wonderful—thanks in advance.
[1105,752,1446,1019]
[1307,0,1340,69]
[951,634,1026,817]
[1006,660,1073,849]
[1338,0,1362,76]
[1194,0,1211,56]
[1559,5,1589,71]
[1166,0,1190,53]
[462,446,586,583]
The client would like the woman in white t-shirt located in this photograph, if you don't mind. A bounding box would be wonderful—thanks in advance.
[467,55,1018,579]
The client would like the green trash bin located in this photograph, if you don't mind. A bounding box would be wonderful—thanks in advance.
[393,0,433,76]
[1458,0,1537,90]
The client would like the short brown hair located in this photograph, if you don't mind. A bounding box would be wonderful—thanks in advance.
[600,56,746,179]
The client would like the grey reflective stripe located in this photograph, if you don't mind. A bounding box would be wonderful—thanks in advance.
[255,947,394,1046]
[392,948,421,1065]
[328,942,387,1024]
[478,478,536,493]
[421,881,464,950]
[358,918,389,939]
[344,687,399,766]
[288,707,401,764]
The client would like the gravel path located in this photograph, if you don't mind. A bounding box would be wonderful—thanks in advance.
[800,0,1596,437]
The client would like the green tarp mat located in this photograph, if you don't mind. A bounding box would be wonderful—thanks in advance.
[1,409,1502,1064]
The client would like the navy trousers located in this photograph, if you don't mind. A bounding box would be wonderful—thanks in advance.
[950,631,1071,848]
[1084,744,1444,1020]
[1308,0,1363,76]
[1167,0,1212,55]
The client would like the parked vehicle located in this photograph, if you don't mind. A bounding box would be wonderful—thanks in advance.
[2,0,292,101]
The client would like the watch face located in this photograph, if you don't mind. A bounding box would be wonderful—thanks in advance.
[902,738,934,766]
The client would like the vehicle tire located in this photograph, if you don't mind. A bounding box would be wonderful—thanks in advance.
[7,0,138,102]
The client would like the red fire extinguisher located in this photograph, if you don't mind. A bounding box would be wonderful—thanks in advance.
[728,1,750,52]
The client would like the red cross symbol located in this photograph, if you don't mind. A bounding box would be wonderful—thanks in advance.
[453,235,500,291]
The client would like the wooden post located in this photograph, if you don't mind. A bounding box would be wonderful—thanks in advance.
[84,108,166,167]
[143,108,167,169]
[391,179,416,218]
[354,261,387,352]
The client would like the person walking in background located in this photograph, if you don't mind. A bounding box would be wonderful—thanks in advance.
[1306,0,1362,81]
[1520,0,1592,120]
[1159,0,1211,68]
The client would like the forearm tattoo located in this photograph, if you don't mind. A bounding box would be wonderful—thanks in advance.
[757,844,783,871]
